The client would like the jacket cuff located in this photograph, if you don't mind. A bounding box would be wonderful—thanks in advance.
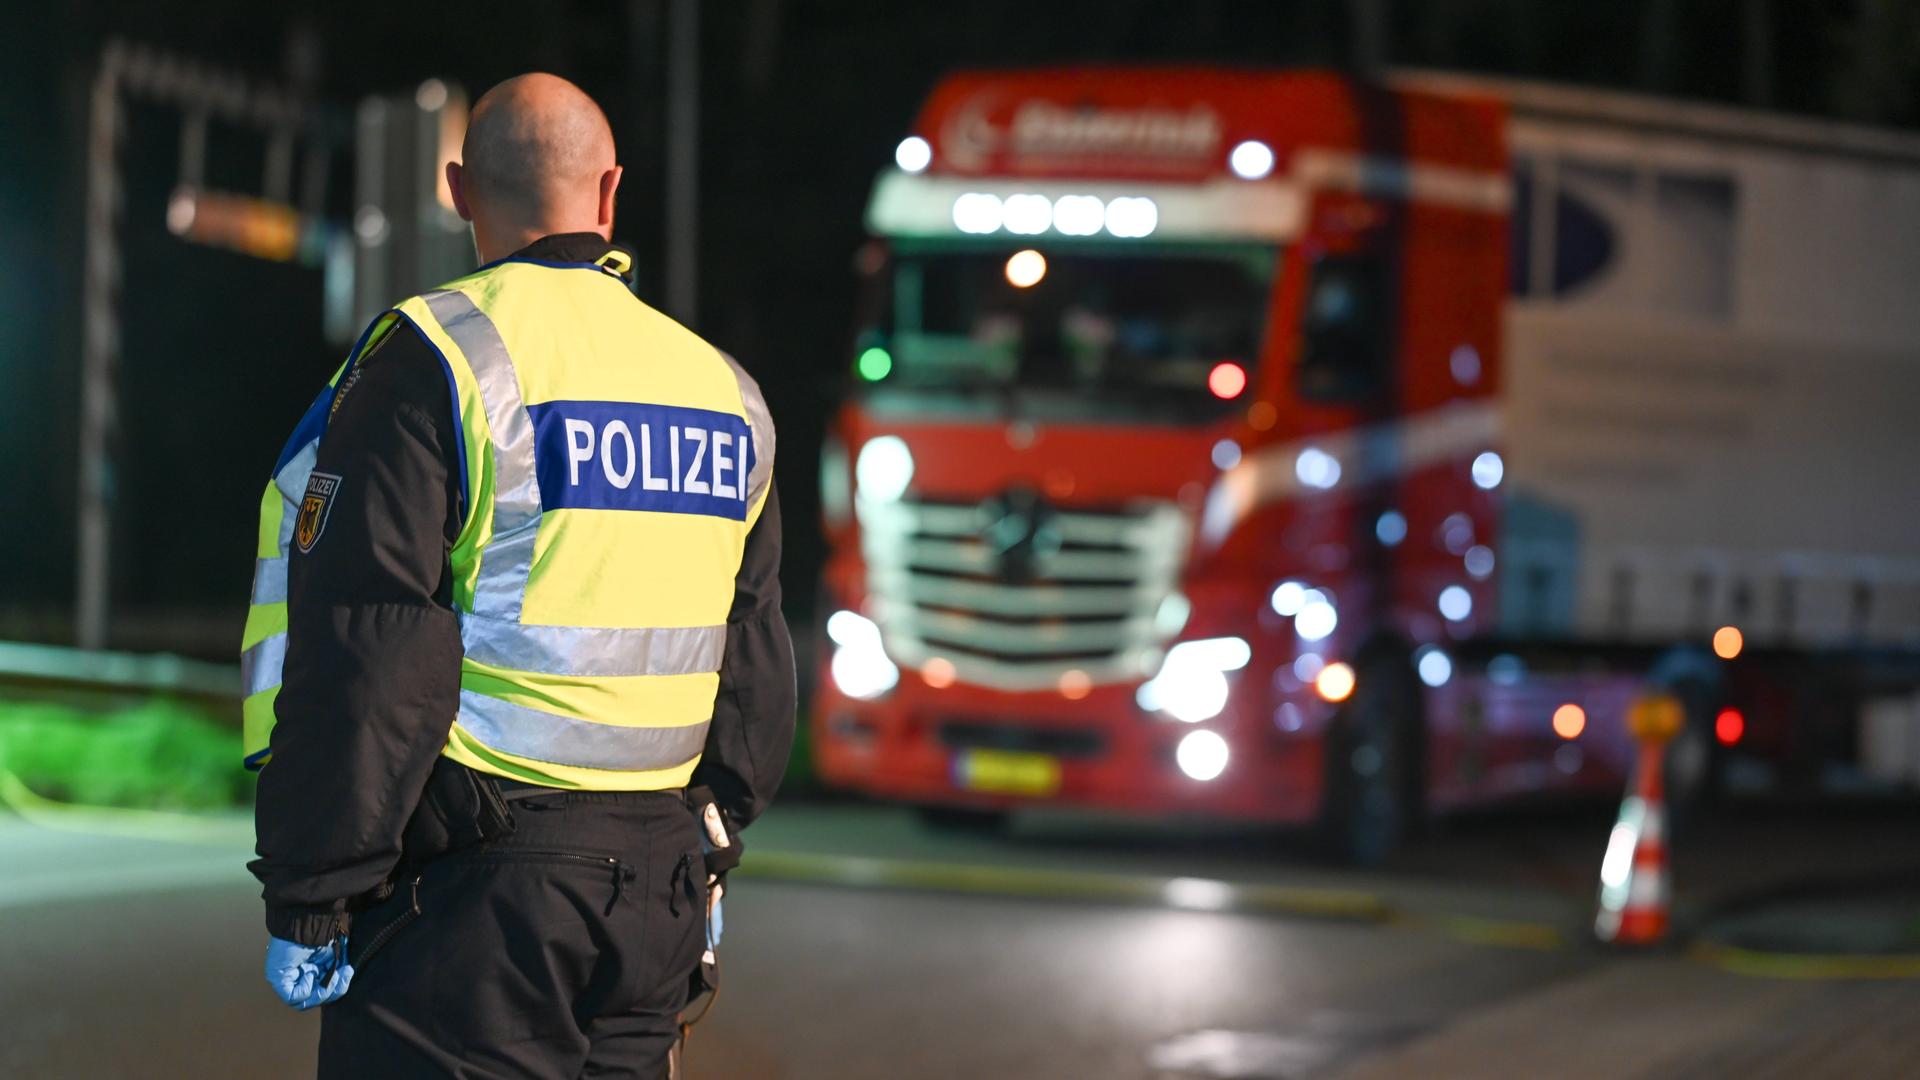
[266,902,350,947]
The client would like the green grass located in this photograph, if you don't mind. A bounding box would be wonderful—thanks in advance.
[0,699,250,810]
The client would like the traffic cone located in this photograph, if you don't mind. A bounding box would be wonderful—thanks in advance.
[1595,695,1683,946]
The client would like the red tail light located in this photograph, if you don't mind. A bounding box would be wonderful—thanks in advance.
[1714,707,1745,746]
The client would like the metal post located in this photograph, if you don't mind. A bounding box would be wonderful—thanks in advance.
[1348,0,1387,77]
[76,43,125,651]
[665,0,699,325]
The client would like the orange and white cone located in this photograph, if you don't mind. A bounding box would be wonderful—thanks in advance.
[1595,695,1682,946]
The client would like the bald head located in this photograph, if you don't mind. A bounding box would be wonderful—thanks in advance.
[448,73,623,261]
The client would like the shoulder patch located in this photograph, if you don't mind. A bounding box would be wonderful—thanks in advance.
[294,472,342,554]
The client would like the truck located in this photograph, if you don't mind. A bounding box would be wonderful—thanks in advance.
[810,66,1920,860]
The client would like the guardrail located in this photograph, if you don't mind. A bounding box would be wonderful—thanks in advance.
[0,641,240,701]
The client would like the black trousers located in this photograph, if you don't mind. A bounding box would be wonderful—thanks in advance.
[319,789,708,1079]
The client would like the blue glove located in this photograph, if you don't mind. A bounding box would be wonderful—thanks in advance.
[265,935,355,1010]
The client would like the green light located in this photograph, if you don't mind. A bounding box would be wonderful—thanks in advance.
[858,347,893,382]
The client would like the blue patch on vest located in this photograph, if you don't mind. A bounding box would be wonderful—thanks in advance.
[528,401,755,520]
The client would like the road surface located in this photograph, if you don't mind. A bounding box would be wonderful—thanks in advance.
[1,800,1914,1078]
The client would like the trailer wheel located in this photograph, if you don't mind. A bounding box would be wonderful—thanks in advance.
[1318,646,1427,866]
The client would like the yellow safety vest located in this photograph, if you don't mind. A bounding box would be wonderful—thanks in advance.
[241,255,775,791]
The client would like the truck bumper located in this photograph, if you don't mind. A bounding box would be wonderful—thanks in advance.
[812,678,1326,824]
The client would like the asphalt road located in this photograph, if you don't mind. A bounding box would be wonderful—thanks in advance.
[2,800,1914,1078]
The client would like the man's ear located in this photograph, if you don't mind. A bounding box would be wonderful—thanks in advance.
[446,161,472,222]
[597,165,623,231]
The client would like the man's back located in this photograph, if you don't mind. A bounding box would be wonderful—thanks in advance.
[246,75,795,1079]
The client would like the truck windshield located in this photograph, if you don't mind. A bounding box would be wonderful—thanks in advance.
[857,243,1275,422]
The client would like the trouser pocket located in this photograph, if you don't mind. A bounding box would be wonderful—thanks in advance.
[349,874,425,971]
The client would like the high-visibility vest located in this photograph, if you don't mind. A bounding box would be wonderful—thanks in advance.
[241,254,775,791]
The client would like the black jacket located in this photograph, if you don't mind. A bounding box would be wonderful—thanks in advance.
[250,234,796,946]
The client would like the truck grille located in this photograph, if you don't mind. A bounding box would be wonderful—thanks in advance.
[858,494,1190,691]
[937,720,1107,758]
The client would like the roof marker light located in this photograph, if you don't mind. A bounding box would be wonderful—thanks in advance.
[1228,140,1275,180]
[1104,196,1158,238]
[894,136,932,174]
[952,192,1004,235]
[1053,195,1105,236]
[1003,193,1052,235]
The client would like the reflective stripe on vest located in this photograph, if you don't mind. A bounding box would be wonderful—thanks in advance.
[455,690,711,772]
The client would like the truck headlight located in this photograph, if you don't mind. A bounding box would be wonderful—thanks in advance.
[1176,729,1231,781]
[1137,636,1251,724]
[855,436,914,503]
[827,610,898,700]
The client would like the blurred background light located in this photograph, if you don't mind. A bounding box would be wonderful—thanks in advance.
[922,656,956,688]
[894,135,932,173]
[1471,451,1504,490]
[1052,194,1105,236]
[1295,447,1340,489]
[1228,139,1275,180]
[952,192,1003,234]
[1713,625,1744,660]
[1104,196,1158,238]
[854,435,914,501]
[1175,730,1230,781]
[1450,344,1481,385]
[1269,580,1306,617]
[1004,248,1047,287]
[1137,637,1249,724]
[1002,193,1052,235]
[1464,544,1495,579]
[1295,592,1338,641]
[1207,361,1247,399]
[857,346,892,382]
[1376,509,1407,546]
[1315,661,1355,702]
[827,610,898,700]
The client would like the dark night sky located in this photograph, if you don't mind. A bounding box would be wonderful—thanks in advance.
[2,0,1914,652]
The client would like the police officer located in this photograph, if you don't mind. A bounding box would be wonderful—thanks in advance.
[242,73,795,1078]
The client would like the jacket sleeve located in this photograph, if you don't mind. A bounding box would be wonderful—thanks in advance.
[690,484,797,832]
[249,323,465,946]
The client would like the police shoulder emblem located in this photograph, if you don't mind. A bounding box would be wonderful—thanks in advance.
[294,472,342,554]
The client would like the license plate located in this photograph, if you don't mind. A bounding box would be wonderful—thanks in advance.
[953,748,1061,797]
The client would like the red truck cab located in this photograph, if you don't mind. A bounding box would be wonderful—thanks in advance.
[812,67,1920,859]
